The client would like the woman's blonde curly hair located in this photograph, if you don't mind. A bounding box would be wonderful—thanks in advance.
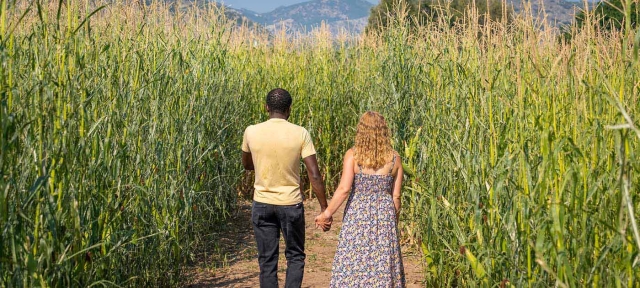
[354,111,393,170]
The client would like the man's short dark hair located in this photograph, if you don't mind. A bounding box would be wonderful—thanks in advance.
[266,88,292,114]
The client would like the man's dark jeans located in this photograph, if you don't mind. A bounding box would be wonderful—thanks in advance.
[252,201,306,288]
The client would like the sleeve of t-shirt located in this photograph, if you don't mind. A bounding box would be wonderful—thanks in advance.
[241,127,250,153]
[301,128,316,159]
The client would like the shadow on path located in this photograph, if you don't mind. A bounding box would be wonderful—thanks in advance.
[184,201,258,287]
[185,200,425,287]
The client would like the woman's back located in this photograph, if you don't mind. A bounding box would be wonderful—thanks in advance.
[344,155,397,218]
[317,111,406,288]
[331,154,405,288]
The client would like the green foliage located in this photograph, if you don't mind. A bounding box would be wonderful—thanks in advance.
[366,0,512,33]
[0,1,242,286]
[434,0,512,26]
[575,0,640,30]
[1,0,640,287]
[366,0,423,33]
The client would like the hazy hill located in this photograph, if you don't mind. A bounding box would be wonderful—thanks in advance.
[234,0,375,35]
[156,0,595,35]
[147,0,263,28]
[230,0,592,34]
[508,0,593,26]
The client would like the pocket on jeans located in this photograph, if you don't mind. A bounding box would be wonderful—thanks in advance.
[252,202,267,224]
[284,203,304,221]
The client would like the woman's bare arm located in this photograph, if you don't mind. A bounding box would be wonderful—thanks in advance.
[392,153,403,218]
[320,149,355,218]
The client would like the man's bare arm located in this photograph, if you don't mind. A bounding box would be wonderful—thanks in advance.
[302,155,328,210]
[242,151,254,170]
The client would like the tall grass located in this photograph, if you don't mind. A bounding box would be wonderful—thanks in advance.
[0,0,639,286]
[0,1,245,285]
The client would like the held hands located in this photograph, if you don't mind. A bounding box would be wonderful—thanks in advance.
[314,209,333,232]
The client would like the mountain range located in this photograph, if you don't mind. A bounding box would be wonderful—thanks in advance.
[232,0,374,35]
[508,0,591,26]
[160,0,596,35]
[222,0,593,34]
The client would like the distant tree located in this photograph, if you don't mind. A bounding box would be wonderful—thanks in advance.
[365,0,512,33]
[575,0,639,31]
[365,0,424,33]
[440,0,512,26]
[560,0,639,42]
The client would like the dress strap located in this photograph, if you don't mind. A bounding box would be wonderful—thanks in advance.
[388,155,396,175]
[357,163,363,175]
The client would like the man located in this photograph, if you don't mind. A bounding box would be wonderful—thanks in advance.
[241,88,331,288]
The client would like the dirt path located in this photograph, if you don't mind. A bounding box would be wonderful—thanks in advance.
[186,200,425,287]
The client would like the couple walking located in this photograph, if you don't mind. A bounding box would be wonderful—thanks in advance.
[241,88,406,288]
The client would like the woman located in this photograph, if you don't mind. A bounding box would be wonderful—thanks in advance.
[315,111,405,287]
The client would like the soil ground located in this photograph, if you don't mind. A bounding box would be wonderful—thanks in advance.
[186,200,425,287]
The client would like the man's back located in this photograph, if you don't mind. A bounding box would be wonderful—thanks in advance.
[242,118,315,205]
[242,88,327,288]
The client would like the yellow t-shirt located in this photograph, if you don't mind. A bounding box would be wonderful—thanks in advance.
[242,118,316,205]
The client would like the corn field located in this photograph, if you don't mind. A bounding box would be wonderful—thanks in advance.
[0,0,639,286]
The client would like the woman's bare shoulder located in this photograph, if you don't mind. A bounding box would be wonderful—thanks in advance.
[345,148,355,159]
[344,148,356,172]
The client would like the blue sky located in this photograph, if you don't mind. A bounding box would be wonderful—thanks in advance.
[217,0,380,13]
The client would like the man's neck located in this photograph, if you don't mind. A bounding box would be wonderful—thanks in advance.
[269,113,288,120]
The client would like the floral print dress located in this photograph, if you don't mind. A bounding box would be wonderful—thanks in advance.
[330,156,406,288]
